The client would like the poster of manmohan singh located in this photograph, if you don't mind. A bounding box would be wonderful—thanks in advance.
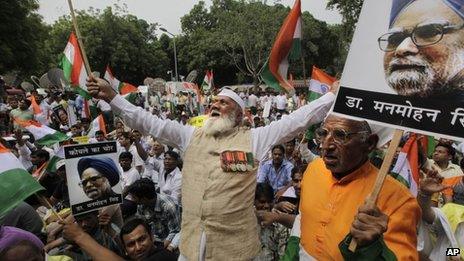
[332,0,464,139]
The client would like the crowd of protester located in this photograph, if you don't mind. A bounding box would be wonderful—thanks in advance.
[1,79,464,260]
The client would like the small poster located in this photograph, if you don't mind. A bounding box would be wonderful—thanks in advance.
[52,104,68,124]
[72,136,89,144]
[64,141,122,215]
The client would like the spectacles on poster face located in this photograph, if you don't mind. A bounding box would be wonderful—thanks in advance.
[79,175,103,187]
[315,127,369,145]
[378,22,464,52]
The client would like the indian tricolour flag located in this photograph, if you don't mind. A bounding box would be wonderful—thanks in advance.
[104,66,138,95]
[261,0,301,93]
[62,32,89,99]
[0,143,44,217]
[201,70,213,92]
[15,119,69,146]
[308,66,336,101]
[391,134,420,196]
[87,114,107,138]
[304,66,335,141]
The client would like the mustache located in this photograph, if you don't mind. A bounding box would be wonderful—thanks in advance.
[388,57,429,71]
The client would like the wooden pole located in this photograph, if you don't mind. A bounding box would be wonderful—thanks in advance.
[36,194,65,222]
[67,0,92,76]
[301,57,307,87]
[348,129,404,252]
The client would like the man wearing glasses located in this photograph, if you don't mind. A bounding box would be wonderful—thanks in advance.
[295,115,420,260]
[77,157,120,200]
[380,0,464,99]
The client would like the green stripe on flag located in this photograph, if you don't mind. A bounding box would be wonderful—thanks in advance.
[0,168,44,217]
[262,61,285,92]
[36,132,69,146]
[123,93,137,105]
[390,171,411,189]
[73,86,92,100]
[307,91,322,102]
[46,155,63,173]
[280,236,300,261]
[61,55,72,81]
[289,38,301,61]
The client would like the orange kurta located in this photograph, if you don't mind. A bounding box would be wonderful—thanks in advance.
[300,158,420,260]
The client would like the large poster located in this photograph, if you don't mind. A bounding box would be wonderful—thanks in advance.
[64,141,122,215]
[333,0,464,140]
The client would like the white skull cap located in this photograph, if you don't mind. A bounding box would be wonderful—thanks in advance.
[218,88,245,111]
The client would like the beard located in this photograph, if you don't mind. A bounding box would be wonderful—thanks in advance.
[386,46,464,97]
[385,56,436,97]
[203,110,237,137]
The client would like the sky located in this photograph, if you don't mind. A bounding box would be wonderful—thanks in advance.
[37,0,342,35]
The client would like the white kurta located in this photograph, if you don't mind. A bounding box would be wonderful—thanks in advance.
[109,92,335,260]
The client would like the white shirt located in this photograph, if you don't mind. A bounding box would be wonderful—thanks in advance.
[248,94,258,107]
[35,100,52,125]
[16,144,32,170]
[117,143,145,169]
[142,154,163,184]
[275,94,287,110]
[121,167,141,190]
[157,167,182,205]
[96,99,111,112]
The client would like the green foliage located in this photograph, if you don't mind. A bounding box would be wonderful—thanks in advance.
[46,7,169,84]
[0,0,51,77]
[327,0,364,42]
[179,0,344,85]
[1,0,346,87]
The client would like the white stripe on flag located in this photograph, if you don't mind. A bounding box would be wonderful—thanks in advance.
[392,152,418,196]
[78,65,88,91]
[64,42,75,64]
[293,17,301,39]
[309,79,330,94]
[25,124,56,140]
[0,153,26,173]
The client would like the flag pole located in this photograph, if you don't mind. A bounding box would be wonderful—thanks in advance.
[36,194,65,222]
[348,129,404,252]
[67,0,92,75]
[301,57,307,87]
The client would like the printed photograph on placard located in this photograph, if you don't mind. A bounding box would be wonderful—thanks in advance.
[333,0,464,139]
[64,141,122,215]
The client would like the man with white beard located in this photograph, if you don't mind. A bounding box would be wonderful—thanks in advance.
[380,0,464,99]
[86,76,337,261]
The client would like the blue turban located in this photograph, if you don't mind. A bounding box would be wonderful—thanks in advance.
[390,0,464,27]
[77,157,120,187]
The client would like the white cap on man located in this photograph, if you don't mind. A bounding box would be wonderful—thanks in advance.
[218,89,245,111]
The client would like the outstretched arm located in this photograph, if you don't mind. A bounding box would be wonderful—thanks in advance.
[61,221,124,261]
[251,92,335,161]
[86,76,195,152]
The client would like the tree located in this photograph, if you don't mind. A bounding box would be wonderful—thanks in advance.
[46,6,170,84]
[179,0,344,86]
[326,0,364,40]
[214,1,289,85]
[0,0,51,77]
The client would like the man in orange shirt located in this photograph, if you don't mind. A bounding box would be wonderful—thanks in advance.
[298,115,420,260]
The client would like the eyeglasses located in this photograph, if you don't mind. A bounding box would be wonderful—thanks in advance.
[79,175,103,187]
[378,22,464,52]
[315,127,369,145]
